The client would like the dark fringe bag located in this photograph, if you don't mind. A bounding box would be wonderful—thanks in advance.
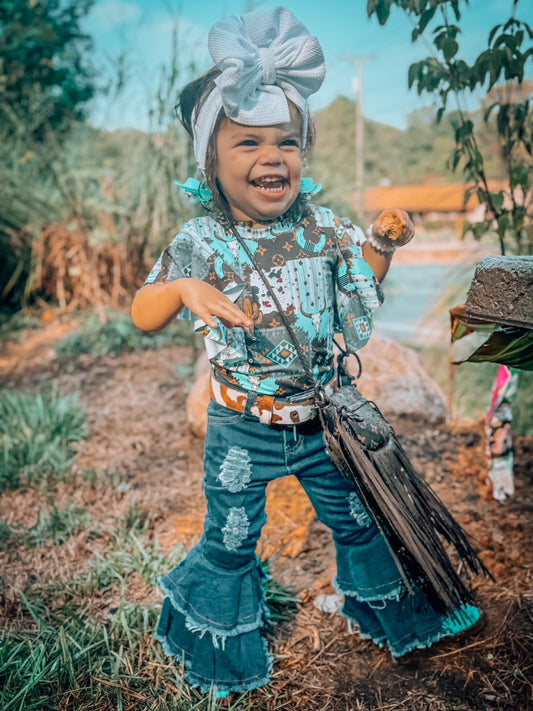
[315,353,490,613]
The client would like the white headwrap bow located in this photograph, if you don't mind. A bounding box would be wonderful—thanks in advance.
[192,6,326,170]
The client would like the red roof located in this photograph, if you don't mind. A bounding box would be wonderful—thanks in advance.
[364,180,508,213]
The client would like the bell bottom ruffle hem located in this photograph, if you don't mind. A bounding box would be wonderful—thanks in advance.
[334,535,480,657]
[154,544,273,693]
[155,545,480,694]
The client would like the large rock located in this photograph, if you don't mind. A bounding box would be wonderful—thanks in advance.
[185,353,211,438]
[186,333,448,438]
[348,333,448,426]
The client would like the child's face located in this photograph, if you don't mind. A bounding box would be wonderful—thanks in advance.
[215,104,303,226]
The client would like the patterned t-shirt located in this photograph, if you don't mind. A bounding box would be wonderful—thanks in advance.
[145,204,383,397]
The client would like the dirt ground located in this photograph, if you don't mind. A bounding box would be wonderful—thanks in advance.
[1,323,533,710]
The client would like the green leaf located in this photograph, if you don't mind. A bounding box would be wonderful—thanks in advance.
[512,210,525,234]
[366,0,379,18]
[510,164,529,190]
[417,6,437,34]
[490,191,504,212]
[477,187,488,205]
[407,62,420,88]
[375,0,392,24]
[450,147,462,170]
[465,327,533,370]
[442,37,459,61]
[488,23,503,46]
[496,213,510,237]
[472,220,490,240]
[483,101,500,122]
[455,119,473,142]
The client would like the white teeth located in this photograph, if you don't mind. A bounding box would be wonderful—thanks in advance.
[255,176,284,183]
[253,176,285,191]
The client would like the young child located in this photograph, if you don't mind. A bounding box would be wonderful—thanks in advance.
[131,6,480,697]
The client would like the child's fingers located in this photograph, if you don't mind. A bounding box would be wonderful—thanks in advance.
[214,302,252,328]
[197,301,251,329]
[180,280,252,328]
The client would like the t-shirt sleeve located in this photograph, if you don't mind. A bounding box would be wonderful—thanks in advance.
[334,218,384,351]
[143,226,199,321]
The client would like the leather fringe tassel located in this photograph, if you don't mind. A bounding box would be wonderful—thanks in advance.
[318,388,491,614]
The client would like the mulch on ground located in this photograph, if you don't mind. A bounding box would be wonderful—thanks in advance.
[1,325,532,710]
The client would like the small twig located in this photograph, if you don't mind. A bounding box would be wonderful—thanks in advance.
[428,635,498,659]
[302,636,339,671]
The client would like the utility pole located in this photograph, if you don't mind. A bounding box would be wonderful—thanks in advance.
[342,54,376,219]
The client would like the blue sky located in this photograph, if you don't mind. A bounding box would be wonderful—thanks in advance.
[83,0,533,132]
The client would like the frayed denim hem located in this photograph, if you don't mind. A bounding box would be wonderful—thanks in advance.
[157,575,270,648]
[341,605,480,658]
[333,573,404,603]
[388,624,459,657]
[343,616,387,645]
[388,603,480,657]
[154,630,273,693]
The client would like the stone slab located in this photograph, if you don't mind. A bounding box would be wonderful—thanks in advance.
[464,255,533,329]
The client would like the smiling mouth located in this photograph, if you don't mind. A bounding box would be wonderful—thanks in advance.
[251,176,287,194]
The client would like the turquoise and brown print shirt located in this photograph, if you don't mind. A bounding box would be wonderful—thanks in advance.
[145,204,383,397]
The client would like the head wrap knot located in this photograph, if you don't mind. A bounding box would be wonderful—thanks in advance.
[192,6,325,170]
[258,47,277,85]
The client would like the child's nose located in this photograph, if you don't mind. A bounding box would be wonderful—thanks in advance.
[259,144,283,164]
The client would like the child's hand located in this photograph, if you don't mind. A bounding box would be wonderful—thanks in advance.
[371,208,414,250]
[179,279,252,330]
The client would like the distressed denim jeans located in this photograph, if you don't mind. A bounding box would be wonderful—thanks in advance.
[155,400,479,693]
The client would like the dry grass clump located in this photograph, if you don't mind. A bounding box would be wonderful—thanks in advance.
[32,223,148,321]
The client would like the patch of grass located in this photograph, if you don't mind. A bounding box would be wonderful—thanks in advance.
[80,467,131,492]
[0,389,87,491]
[119,499,150,537]
[55,309,200,359]
[1,557,290,710]
[0,595,210,711]
[261,559,299,623]
[0,518,13,548]
[87,531,184,592]
[24,503,91,547]
[0,312,41,339]
[70,504,184,594]
[0,503,90,549]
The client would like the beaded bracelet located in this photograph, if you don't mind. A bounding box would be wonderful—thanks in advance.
[366,225,398,255]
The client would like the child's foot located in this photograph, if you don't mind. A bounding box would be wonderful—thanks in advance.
[215,690,230,698]
[442,603,484,639]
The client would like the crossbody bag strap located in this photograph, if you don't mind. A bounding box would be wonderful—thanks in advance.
[227,224,317,389]
[228,223,363,388]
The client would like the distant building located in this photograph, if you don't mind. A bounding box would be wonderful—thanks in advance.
[363,180,509,237]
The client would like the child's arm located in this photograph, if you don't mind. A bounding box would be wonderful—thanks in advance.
[363,208,414,283]
[131,279,252,332]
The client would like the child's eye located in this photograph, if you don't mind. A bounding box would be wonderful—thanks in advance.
[281,139,300,148]
[239,139,257,147]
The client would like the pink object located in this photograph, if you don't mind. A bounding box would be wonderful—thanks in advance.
[485,365,518,501]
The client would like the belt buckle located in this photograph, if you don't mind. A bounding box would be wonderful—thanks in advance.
[287,390,313,405]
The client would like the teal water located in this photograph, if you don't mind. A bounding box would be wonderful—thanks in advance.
[372,263,465,345]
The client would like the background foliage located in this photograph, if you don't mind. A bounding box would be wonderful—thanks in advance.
[367,0,532,255]
[2,0,530,316]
